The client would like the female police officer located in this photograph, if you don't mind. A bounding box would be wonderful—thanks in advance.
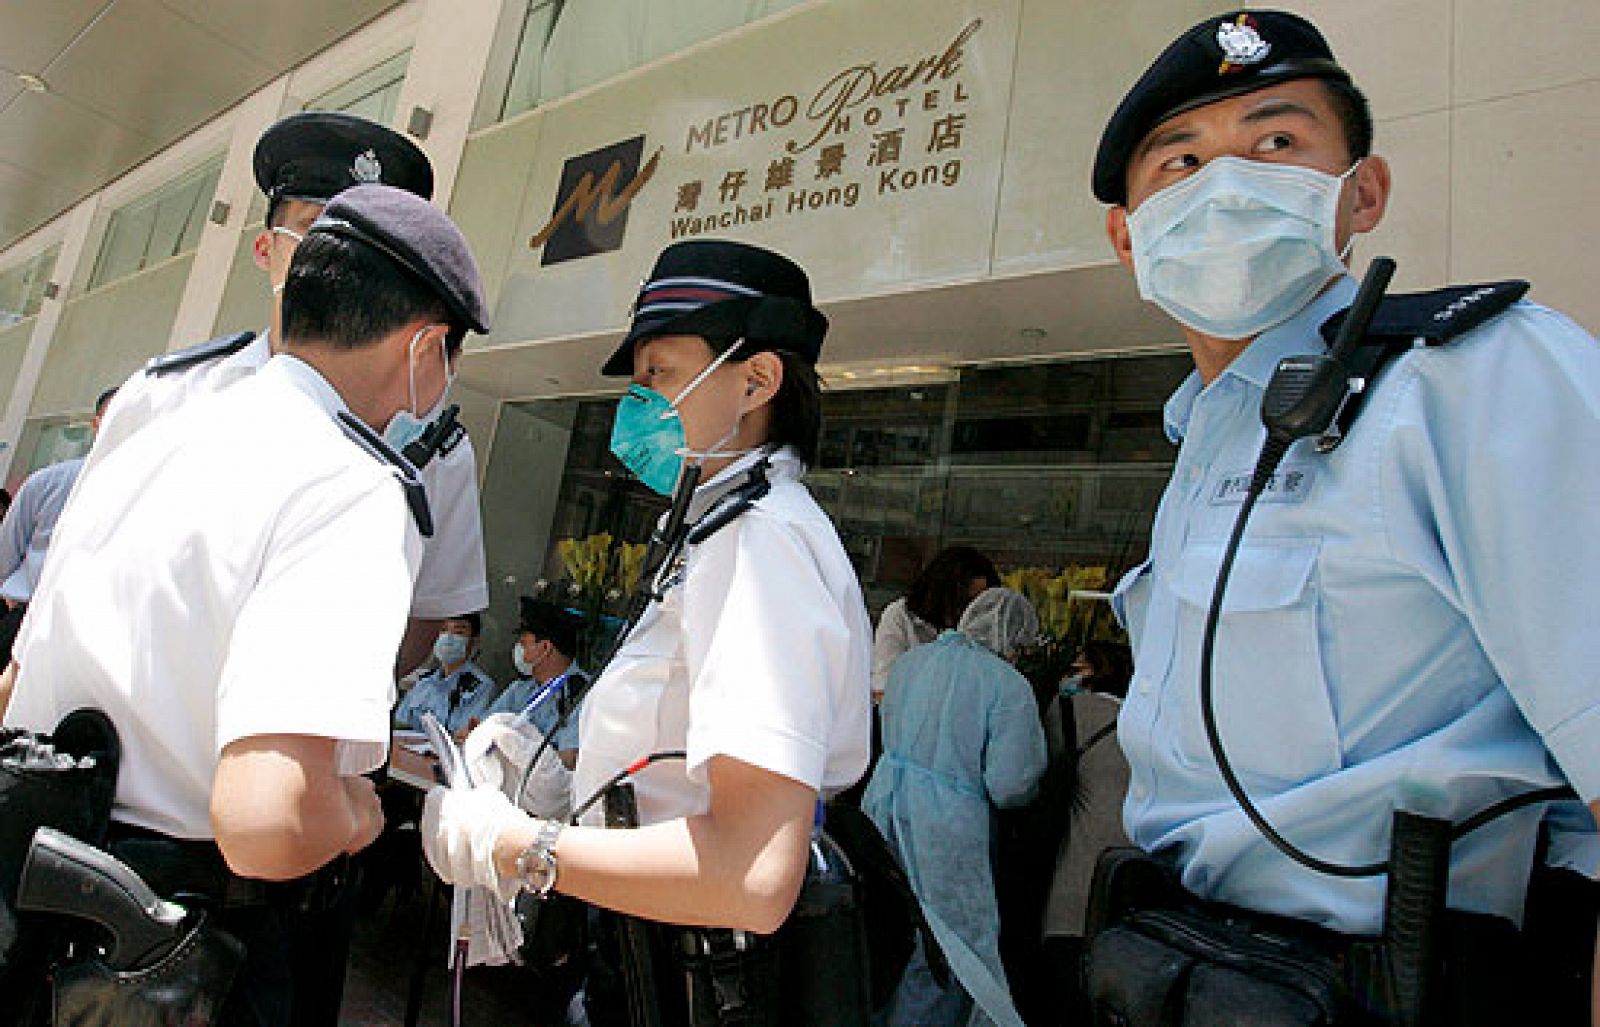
[421,240,873,1011]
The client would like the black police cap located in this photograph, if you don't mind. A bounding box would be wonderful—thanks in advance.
[309,184,490,335]
[253,111,433,216]
[601,239,828,377]
[1092,10,1351,205]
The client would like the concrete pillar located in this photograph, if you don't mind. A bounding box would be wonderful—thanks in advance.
[395,0,514,207]
[166,79,291,349]
[0,198,101,480]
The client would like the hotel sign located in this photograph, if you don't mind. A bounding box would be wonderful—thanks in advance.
[494,0,1014,343]
[526,18,986,261]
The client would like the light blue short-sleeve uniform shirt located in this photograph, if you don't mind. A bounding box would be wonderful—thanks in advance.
[1114,274,1600,935]
[488,666,588,753]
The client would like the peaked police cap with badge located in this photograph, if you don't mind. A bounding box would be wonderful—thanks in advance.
[253,111,434,220]
[1092,10,1351,205]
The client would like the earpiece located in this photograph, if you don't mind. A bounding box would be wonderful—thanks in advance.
[745,382,758,397]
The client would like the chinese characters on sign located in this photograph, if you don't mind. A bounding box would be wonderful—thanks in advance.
[526,19,985,260]
[668,19,980,239]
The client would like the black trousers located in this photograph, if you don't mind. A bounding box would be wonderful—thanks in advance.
[0,601,26,665]
[1522,864,1599,1026]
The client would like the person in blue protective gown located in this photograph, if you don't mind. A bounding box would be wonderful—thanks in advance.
[864,586,1048,1027]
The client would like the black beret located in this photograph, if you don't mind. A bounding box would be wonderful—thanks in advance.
[254,111,433,215]
[601,239,828,377]
[309,184,490,335]
[1092,10,1350,205]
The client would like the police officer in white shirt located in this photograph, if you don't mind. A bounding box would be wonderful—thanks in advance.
[58,111,488,677]
[421,240,874,1019]
[3,183,489,1025]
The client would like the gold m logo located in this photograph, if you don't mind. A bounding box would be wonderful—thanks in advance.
[530,146,661,250]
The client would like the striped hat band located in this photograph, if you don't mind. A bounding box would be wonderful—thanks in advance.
[631,275,762,320]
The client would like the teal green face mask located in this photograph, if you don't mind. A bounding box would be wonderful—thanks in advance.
[607,340,748,496]
[609,384,688,495]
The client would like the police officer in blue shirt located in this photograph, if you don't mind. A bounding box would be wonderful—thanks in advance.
[488,598,588,769]
[1088,10,1600,1024]
[394,612,499,735]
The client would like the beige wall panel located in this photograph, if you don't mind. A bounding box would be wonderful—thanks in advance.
[30,257,191,417]
[451,114,547,328]
[468,0,1020,346]
[994,0,1227,274]
[212,233,272,339]
[0,319,33,415]
[1454,0,1600,104]
[1450,79,1600,334]
[1273,0,1451,119]
[1353,111,1450,292]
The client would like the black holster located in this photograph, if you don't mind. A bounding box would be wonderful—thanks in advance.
[601,787,874,1027]
[677,927,780,1027]
[42,911,244,1027]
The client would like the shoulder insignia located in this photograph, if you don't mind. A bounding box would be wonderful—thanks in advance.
[144,331,257,377]
[1320,281,1529,347]
[336,411,434,538]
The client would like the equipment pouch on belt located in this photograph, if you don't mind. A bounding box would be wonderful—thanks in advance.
[1084,848,1360,1027]
[1,709,120,1023]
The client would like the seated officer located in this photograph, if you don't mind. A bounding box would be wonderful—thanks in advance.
[4,183,489,1025]
[488,599,589,769]
[1089,10,1599,1024]
[394,611,498,735]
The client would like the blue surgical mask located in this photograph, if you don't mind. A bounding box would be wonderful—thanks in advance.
[384,325,454,452]
[1128,156,1359,340]
[434,633,469,666]
[607,339,750,496]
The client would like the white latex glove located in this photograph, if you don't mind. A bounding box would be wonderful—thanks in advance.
[462,712,574,820]
[421,784,528,902]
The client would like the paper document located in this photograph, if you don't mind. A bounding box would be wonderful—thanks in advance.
[420,712,472,788]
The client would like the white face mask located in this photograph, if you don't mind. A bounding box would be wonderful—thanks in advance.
[269,226,305,295]
[512,640,537,678]
[1128,155,1359,340]
[384,325,454,451]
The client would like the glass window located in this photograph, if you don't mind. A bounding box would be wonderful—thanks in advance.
[89,158,222,290]
[306,51,411,124]
[480,351,1190,638]
[500,1,563,121]
[501,0,809,119]
[23,420,93,474]
[0,245,60,326]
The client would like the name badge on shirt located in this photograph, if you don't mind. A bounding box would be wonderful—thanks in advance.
[1209,464,1316,506]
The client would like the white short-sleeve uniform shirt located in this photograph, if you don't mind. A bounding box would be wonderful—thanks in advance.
[4,356,423,839]
[573,448,873,827]
[76,331,486,619]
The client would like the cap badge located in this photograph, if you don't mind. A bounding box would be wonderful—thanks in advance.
[351,149,384,184]
[1216,16,1271,73]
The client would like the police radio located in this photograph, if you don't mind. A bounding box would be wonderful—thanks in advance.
[401,403,466,470]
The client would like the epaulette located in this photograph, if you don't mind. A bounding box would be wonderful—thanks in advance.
[1308,280,1530,451]
[144,331,256,377]
[335,411,434,538]
[1320,280,1529,347]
